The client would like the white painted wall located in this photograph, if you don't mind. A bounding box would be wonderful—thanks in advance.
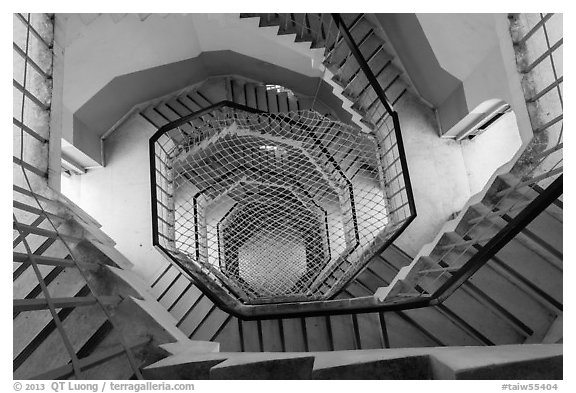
[56,13,323,142]
[61,113,165,280]
[416,13,534,149]
[460,112,522,195]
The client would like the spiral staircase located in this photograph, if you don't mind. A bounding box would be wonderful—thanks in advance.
[13,13,562,380]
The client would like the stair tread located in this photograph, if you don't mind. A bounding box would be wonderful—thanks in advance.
[212,317,242,352]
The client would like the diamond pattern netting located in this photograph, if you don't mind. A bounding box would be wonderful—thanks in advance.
[154,108,402,303]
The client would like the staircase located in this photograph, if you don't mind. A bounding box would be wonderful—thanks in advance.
[14,12,562,379]
[239,13,425,131]
[134,14,562,353]
[143,343,562,380]
[12,183,213,379]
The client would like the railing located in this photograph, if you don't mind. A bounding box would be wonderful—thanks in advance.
[150,101,410,304]
[149,13,561,319]
[376,12,563,303]
[13,13,144,379]
[239,13,418,299]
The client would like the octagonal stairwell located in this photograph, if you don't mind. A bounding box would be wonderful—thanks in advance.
[58,13,561,358]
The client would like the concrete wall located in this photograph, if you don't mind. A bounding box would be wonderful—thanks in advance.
[379,13,533,153]
[55,13,324,166]
[61,114,164,280]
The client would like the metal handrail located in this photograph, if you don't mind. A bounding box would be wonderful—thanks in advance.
[148,13,561,318]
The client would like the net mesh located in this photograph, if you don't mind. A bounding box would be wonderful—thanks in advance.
[154,107,408,303]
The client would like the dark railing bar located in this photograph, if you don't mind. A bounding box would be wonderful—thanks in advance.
[155,167,173,184]
[380,139,399,158]
[176,293,206,327]
[30,339,149,380]
[13,156,47,178]
[157,216,174,228]
[156,185,173,198]
[374,92,405,129]
[433,175,562,303]
[14,296,121,312]
[515,13,554,46]
[382,155,402,172]
[189,304,217,339]
[155,198,171,212]
[332,14,393,114]
[534,114,562,133]
[13,79,50,111]
[540,13,563,108]
[495,166,563,197]
[384,169,403,187]
[337,29,374,69]
[483,249,563,311]
[523,38,562,73]
[351,313,362,349]
[364,74,400,115]
[532,142,563,160]
[13,117,48,143]
[435,259,534,337]
[379,250,496,346]
[209,314,233,342]
[15,13,53,49]
[389,201,410,215]
[13,200,65,221]
[13,216,44,251]
[13,184,52,204]
[150,264,172,288]
[344,45,385,90]
[528,76,563,103]
[387,186,407,200]
[157,272,181,302]
[13,42,51,80]
[378,312,390,348]
[355,59,393,100]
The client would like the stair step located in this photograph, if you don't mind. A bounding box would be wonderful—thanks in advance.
[13,265,63,314]
[14,237,68,277]
[240,320,261,352]
[384,312,440,348]
[143,352,228,379]
[160,340,220,355]
[210,353,315,379]
[150,266,179,299]
[494,239,562,305]
[212,317,242,352]
[14,295,119,312]
[429,344,562,379]
[260,319,284,352]
[14,304,108,379]
[35,339,147,380]
[401,306,481,346]
[231,79,247,106]
[313,350,432,379]
[141,107,169,129]
[255,85,269,112]
[280,318,307,352]
[266,89,279,113]
[158,274,190,310]
[356,313,385,349]
[14,252,75,268]
[13,280,88,365]
[189,308,230,341]
[304,316,332,351]
[469,263,555,334]
[195,80,226,106]
[178,296,215,336]
[329,314,357,350]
